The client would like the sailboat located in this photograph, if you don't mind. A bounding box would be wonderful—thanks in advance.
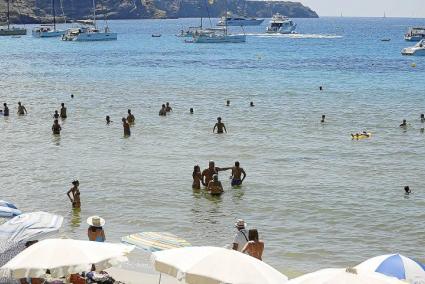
[62,0,117,41]
[32,0,65,37]
[0,0,27,36]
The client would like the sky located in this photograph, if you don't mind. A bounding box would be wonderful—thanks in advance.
[299,0,425,18]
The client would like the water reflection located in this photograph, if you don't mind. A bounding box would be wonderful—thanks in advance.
[70,208,82,230]
[52,134,61,146]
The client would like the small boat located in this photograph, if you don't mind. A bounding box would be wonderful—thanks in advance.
[0,0,26,36]
[401,39,425,56]
[152,33,162,37]
[217,14,264,26]
[192,28,246,43]
[381,38,391,42]
[404,27,425,41]
[266,13,296,34]
[32,0,64,38]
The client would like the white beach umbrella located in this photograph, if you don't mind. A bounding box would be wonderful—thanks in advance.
[0,238,134,279]
[287,268,408,284]
[355,254,425,284]
[152,246,288,284]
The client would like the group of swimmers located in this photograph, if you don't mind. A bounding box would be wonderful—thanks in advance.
[1,102,27,117]
[51,103,67,135]
[193,160,247,195]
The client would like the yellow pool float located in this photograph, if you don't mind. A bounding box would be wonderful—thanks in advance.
[351,133,372,140]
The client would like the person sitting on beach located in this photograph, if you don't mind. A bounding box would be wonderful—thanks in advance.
[400,119,407,128]
[213,117,227,134]
[127,109,135,124]
[232,219,249,252]
[3,103,9,116]
[231,161,246,187]
[67,180,81,209]
[202,160,228,186]
[87,216,106,242]
[60,103,67,119]
[321,115,326,123]
[53,110,59,119]
[17,102,27,115]
[207,175,224,195]
[242,229,264,261]
[52,119,62,135]
[192,165,202,190]
[159,104,167,116]
[122,118,131,136]
[106,115,112,125]
[165,102,172,112]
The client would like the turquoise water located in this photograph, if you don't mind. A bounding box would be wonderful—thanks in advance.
[1,17,424,276]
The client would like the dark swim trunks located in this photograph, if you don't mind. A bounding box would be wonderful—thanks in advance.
[231,179,242,186]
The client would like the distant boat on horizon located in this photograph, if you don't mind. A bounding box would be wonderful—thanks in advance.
[32,0,65,38]
[0,0,27,36]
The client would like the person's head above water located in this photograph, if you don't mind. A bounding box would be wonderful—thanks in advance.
[217,117,222,122]
[71,94,74,98]
[128,109,131,114]
[166,102,170,106]
[190,108,193,114]
[61,103,64,107]
[106,115,110,122]
[18,102,21,106]
[193,165,200,173]
[248,229,259,241]
[421,114,424,119]
[250,102,254,107]
[209,160,215,169]
[404,186,411,194]
[226,100,230,106]
[162,104,166,108]
[72,180,79,186]
[213,174,219,182]
[122,117,126,123]
[3,103,7,107]
[55,110,58,114]
[235,161,240,167]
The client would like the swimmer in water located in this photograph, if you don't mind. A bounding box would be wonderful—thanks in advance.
[60,103,67,119]
[207,174,224,195]
[3,103,9,116]
[404,186,411,195]
[321,115,326,123]
[106,116,112,125]
[421,114,424,123]
[71,94,74,99]
[192,165,202,189]
[242,229,264,261]
[53,110,59,119]
[226,100,230,106]
[250,102,255,107]
[201,160,229,186]
[165,102,172,112]
[400,119,407,128]
[17,102,27,115]
[319,86,323,91]
[127,109,135,124]
[190,108,194,114]
[159,104,167,116]
[122,118,131,136]
[231,161,246,187]
[52,119,62,135]
[67,180,81,208]
[213,117,227,134]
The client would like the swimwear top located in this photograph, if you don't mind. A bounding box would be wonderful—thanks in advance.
[95,236,105,242]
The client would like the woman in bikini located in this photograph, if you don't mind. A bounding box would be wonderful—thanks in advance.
[242,229,264,261]
[192,165,202,189]
[67,180,81,209]
[87,216,106,242]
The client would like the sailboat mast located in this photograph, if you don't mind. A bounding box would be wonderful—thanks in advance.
[7,0,10,29]
[52,0,56,30]
[92,0,96,28]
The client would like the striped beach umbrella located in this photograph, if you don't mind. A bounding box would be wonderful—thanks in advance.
[0,201,21,218]
[121,232,191,252]
[355,254,425,283]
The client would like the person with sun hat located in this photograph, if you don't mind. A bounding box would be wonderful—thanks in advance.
[87,216,106,242]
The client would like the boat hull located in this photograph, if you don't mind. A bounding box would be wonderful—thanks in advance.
[32,30,65,38]
[217,19,264,26]
[63,32,118,41]
[404,35,425,41]
[401,48,425,56]
[0,28,27,36]
[193,34,246,43]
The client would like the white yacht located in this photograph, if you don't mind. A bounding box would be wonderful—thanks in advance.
[266,13,296,34]
[402,40,425,56]
[192,27,246,43]
[32,0,64,37]
[0,0,26,36]
[404,27,425,41]
[217,15,264,26]
[62,0,117,42]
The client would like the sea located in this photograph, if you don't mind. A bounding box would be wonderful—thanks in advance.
[0,17,424,277]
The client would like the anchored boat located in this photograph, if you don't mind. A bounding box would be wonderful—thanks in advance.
[402,39,425,56]
[0,0,26,36]
[266,13,296,34]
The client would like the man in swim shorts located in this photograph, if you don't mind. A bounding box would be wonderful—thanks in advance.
[231,161,246,186]
[213,117,227,134]
[201,160,229,187]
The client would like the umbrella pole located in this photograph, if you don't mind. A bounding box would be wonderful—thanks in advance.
[158,273,162,284]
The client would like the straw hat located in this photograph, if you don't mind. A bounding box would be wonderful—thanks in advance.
[235,219,247,229]
[87,216,105,227]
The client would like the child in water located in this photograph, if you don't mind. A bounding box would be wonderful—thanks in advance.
[207,175,224,195]
[192,165,202,189]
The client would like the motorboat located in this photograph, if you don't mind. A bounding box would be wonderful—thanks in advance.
[217,15,264,26]
[62,26,117,41]
[404,27,425,41]
[0,0,26,36]
[62,0,117,42]
[266,13,296,34]
[32,0,64,38]
[192,28,246,43]
[401,39,425,56]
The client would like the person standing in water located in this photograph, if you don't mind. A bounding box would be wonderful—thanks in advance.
[67,180,81,209]
[165,102,172,112]
[17,102,27,115]
[213,117,227,134]
[60,103,67,119]
[190,108,194,114]
[192,165,202,189]
[87,216,106,242]
[122,118,131,136]
[127,109,135,124]
[250,102,255,107]
[242,229,264,261]
[207,175,224,195]
[106,116,112,125]
[232,219,249,252]
[3,103,9,116]
[53,110,59,119]
[52,119,62,135]
[159,104,167,116]
[421,114,424,123]
[400,119,407,128]
[321,115,326,123]
[226,100,230,106]
[231,161,246,187]
[202,160,228,187]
